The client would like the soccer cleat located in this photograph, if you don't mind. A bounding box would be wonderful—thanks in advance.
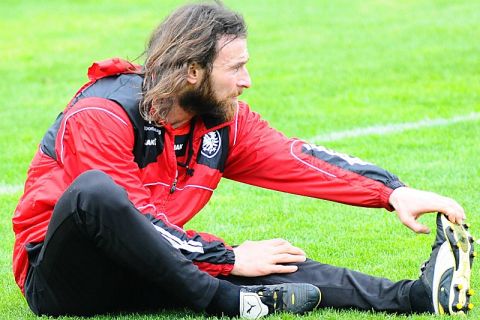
[239,283,321,319]
[420,213,475,315]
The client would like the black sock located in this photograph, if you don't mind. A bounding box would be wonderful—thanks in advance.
[205,280,240,317]
[409,280,434,313]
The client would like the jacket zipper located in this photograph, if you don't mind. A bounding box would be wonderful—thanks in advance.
[170,170,178,194]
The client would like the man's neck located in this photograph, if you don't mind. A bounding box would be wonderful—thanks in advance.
[166,104,194,129]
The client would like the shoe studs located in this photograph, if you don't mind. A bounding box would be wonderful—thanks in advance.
[434,214,475,315]
[454,302,475,312]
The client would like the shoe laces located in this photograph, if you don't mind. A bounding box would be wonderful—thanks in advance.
[257,287,287,312]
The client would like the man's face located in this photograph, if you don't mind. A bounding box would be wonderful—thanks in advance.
[179,37,251,121]
[209,36,251,106]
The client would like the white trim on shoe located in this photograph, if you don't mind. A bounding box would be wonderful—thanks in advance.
[440,215,474,314]
[239,291,269,319]
[431,241,455,314]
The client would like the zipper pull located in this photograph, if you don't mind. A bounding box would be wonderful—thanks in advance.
[170,170,179,194]
[170,177,177,193]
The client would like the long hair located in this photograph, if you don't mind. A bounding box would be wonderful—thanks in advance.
[140,2,247,124]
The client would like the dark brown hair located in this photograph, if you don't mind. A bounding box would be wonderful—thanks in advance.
[140,2,247,124]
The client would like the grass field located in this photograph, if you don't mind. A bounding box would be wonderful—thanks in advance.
[1,0,479,319]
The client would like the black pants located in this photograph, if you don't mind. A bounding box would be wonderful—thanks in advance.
[25,170,414,316]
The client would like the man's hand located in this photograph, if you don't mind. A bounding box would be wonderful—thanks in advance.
[231,238,306,277]
[389,186,466,234]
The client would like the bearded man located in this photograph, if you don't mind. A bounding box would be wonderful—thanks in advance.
[12,2,474,318]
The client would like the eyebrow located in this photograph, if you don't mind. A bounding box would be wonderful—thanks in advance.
[231,57,249,68]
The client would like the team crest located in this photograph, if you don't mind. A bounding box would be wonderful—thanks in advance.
[201,130,221,158]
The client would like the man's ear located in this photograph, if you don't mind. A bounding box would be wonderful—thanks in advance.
[186,62,204,85]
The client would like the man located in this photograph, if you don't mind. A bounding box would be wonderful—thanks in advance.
[12,2,474,318]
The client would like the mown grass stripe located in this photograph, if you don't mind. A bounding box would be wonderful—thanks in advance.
[0,184,22,195]
[311,112,480,143]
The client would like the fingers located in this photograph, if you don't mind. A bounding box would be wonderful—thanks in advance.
[427,192,465,224]
[403,216,430,234]
[267,239,306,263]
[265,238,289,246]
[440,197,465,224]
[273,253,306,264]
[264,238,307,256]
[269,264,299,274]
[273,243,306,256]
[254,257,303,276]
[397,210,430,234]
[261,239,306,274]
[232,239,307,276]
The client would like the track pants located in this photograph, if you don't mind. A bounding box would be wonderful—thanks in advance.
[24,170,414,316]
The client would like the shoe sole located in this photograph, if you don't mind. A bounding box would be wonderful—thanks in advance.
[440,214,475,314]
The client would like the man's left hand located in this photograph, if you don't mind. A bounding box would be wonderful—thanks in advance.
[231,239,306,277]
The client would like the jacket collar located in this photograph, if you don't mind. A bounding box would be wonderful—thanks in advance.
[87,58,237,136]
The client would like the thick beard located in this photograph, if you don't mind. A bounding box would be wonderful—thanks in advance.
[178,74,235,123]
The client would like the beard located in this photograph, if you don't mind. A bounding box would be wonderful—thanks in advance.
[178,74,236,123]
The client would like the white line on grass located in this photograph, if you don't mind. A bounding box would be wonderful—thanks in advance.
[1,112,479,196]
[310,112,480,143]
[0,184,23,195]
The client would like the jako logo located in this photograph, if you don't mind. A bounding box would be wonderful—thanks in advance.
[145,139,156,146]
[201,131,221,158]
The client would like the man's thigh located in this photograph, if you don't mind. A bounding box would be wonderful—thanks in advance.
[25,211,175,316]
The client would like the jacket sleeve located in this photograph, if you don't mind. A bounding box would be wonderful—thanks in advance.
[56,97,235,276]
[224,103,405,210]
[148,214,235,276]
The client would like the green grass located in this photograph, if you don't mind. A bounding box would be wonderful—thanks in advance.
[1,0,479,319]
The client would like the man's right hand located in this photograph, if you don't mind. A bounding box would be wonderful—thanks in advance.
[230,238,307,277]
[389,187,466,234]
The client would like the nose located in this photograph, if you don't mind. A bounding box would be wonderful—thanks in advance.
[238,66,251,89]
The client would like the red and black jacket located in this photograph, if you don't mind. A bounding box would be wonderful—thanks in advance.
[12,58,404,293]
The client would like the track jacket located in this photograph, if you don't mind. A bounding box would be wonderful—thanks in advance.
[12,58,404,293]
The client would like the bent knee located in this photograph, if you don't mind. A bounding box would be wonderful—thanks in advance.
[69,170,128,205]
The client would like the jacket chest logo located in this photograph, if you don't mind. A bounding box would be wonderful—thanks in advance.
[145,138,157,146]
[201,130,221,159]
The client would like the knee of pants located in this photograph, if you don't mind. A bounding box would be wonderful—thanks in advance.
[68,170,132,213]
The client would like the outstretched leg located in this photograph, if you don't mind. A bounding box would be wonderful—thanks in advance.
[223,214,475,315]
[223,258,414,313]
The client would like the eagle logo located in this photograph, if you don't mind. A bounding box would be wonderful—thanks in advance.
[201,131,221,158]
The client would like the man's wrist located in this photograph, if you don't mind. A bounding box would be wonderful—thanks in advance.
[389,186,408,209]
